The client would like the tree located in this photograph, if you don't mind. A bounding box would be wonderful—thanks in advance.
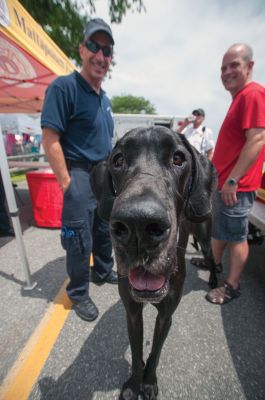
[111,94,156,114]
[20,0,145,64]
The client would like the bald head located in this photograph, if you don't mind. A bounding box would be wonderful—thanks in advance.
[225,43,253,64]
[221,43,254,97]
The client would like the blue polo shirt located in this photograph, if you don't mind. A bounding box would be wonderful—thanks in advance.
[41,71,113,162]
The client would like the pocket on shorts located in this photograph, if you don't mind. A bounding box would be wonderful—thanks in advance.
[223,214,246,236]
[61,221,90,255]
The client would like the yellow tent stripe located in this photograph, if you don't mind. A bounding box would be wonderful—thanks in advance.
[1,0,76,76]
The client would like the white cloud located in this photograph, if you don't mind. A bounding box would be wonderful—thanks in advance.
[94,0,265,138]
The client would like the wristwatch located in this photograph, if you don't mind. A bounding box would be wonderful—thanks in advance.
[227,178,238,186]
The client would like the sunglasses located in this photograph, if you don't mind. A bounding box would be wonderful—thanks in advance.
[85,40,113,57]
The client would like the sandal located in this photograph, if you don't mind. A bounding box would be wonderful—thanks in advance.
[190,257,208,269]
[206,280,241,304]
[191,258,223,273]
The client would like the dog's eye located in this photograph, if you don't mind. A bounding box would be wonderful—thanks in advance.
[113,153,124,168]
[173,151,184,166]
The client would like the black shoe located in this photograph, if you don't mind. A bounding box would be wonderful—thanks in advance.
[0,228,15,237]
[73,297,99,321]
[90,270,118,285]
[104,270,118,284]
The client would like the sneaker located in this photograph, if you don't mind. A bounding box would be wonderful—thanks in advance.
[73,297,99,321]
[104,270,118,284]
[0,228,15,237]
[91,270,118,285]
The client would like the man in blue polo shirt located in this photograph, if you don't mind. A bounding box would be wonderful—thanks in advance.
[41,18,117,322]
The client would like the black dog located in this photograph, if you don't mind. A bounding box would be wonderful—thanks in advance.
[190,218,219,288]
[91,127,217,400]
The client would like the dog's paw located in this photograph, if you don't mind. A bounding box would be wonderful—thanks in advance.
[119,386,139,400]
[141,382,158,399]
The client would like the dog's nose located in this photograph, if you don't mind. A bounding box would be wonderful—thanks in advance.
[110,198,171,247]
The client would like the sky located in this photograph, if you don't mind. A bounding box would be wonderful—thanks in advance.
[1,0,265,141]
[93,0,265,139]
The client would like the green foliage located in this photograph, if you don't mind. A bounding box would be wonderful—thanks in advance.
[20,0,145,64]
[21,0,86,63]
[108,0,145,23]
[10,170,27,183]
[111,94,156,114]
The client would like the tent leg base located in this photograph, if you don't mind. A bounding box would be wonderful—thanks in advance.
[23,281,37,291]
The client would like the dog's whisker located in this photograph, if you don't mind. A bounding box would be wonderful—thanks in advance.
[176,245,186,251]
[118,274,128,279]
[143,255,150,265]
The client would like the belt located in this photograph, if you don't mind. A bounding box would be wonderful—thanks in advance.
[66,159,96,171]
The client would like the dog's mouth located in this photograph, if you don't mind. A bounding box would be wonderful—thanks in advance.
[128,266,169,303]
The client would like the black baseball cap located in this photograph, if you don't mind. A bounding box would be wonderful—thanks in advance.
[192,108,205,117]
[83,18,114,44]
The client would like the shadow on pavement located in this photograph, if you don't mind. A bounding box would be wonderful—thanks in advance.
[20,256,68,303]
[187,241,265,400]
[37,300,129,400]
[221,243,265,400]
[0,186,34,249]
[0,255,67,304]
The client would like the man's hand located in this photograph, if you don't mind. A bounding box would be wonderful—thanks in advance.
[61,176,71,194]
[220,181,238,206]
[176,117,192,133]
[42,127,71,193]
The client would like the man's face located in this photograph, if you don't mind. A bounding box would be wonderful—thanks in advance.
[221,49,253,97]
[79,31,113,82]
[192,113,204,126]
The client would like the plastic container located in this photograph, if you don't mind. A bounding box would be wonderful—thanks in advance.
[26,169,63,228]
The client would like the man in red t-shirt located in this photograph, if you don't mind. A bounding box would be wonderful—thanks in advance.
[206,43,265,305]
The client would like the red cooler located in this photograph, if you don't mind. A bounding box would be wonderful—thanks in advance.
[26,169,63,228]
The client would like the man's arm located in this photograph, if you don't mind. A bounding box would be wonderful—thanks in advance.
[221,127,265,206]
[205,127,215,160]
[176,118,190,133]
[42,128,71,193]
[206,148,214,160]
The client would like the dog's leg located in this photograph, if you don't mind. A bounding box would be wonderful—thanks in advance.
[207,248,218,289]
[119,279,145,400]
[142,312,172,399]
[142,274,185,400]
[192,219,218,288]
[199,220,218,289]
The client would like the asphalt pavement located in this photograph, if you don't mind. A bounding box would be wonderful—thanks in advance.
[0,180,265,400]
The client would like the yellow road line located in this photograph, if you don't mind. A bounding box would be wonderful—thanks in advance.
[0,279,72,400]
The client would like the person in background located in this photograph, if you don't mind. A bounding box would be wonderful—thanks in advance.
[176,108,215,160]
[41,18,117,322]
[177,108,215,265]
[206,43,265,305]
[0,173,15,237]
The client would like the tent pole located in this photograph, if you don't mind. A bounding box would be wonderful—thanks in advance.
[0,126,36,290]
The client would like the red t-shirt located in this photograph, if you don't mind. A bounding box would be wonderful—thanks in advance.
[213,82,265,191]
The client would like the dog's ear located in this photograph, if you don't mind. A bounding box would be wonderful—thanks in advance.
[178,134,217,222]
[90,161,115,222]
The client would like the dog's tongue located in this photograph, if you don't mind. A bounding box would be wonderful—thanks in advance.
[128,266,165,291]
